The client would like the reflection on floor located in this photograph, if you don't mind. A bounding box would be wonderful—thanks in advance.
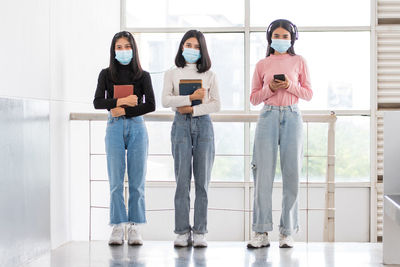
[23,241,391,267]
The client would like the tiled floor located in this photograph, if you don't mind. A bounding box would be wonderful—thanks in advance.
[22,241,395,267]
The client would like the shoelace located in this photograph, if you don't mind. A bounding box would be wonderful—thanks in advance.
[254,233,264,241]
[112,228,123,236]
[129,227,138,235]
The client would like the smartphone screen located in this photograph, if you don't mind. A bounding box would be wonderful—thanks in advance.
[274,74,285,81]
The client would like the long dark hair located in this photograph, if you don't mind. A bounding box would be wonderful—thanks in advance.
[109,31,143,82]
[266,19,298,57]
[175,30,211,73]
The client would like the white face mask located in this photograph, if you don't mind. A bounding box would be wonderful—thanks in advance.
[115,49,133,65]
[182,48,201,63]
[271,39,291,53]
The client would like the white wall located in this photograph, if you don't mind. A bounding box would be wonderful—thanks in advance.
[0,0,120,257]
[0,0,51,265]
[49,0,120,249]
[0,0,51,100]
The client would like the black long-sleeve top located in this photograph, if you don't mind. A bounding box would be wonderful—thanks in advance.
[93,66,156,117]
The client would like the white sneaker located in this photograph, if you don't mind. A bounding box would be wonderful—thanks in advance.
[108,225,124,245]
[247,232,270,248]
[279,234,294,248]
[193,233,208,248]
[128,224,143,246]
[174,232,192,247]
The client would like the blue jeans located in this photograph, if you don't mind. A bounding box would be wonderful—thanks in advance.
[171,112,215,234]
[105,114,148,225]
[252,104,303,236]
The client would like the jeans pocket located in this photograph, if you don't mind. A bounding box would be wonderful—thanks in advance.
[199,121,214,143]
[107,117,115,125]
[291,107,301,116]
[171,123,186,144]
[260,108,272,118]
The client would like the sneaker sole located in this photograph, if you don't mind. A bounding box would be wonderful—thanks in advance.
[108,241,124,246]
[128,241,143,246]
[174,240,192,247]
[279,244,293,248]
[174,243,190,247]
[247,243,270,249]
[193,243,207,248]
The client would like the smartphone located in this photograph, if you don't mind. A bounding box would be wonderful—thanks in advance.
[273,74,285,81]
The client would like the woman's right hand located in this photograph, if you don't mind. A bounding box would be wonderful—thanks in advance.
[190,88,205,101]
[269,80,281,92]
[269,76,290,92]
[117,95,138,107]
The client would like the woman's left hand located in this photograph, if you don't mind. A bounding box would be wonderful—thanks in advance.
[177,106,193,114]
[275,74,291,89]
[111,107,126,117]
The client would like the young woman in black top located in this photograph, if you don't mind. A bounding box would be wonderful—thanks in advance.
[93,31,155,246]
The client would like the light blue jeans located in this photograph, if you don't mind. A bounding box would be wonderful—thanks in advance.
[252,104,303,236]
[171,112,215,234]
[105,114,148,225]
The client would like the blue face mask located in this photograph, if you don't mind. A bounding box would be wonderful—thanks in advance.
[115,49,133,65]
[270,39,292,53]
[182,48,201,63]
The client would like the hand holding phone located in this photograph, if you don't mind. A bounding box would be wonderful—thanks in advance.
[270,74,290,91]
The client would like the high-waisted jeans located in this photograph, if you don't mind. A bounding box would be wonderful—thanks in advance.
[171,112,215,234]
[252,104,303,236]
[105,114,148,225]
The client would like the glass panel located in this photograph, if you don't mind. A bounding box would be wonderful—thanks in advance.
[307,156,328,182]
[137,33,244,111]
[90,121,106,154]
[214,122,244,155]
[146,155,175,181]
[300,157,308,182]
[250,32,370,110]
[307,123,328,157]
[250,0,370,27]
[135,33,181,112]
[146,121,173,154]
[212,156,244,181]
[335,116,370,182]
[126,0,244,28]
[91,155,108,181]
[207,33,244,110]
[91,181,109,207]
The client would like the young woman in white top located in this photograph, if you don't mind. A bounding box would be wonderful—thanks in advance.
[162,30,220,247]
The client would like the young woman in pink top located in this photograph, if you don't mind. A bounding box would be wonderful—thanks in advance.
[248,19,313,249]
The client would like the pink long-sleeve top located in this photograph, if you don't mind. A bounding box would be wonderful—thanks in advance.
[250,54,312,106]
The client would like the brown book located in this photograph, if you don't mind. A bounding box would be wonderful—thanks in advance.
[113,85,134,99]
[179,79,202,106]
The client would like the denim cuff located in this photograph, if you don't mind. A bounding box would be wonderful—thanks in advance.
[192,229,208,235]
[174,228,192,235]
[279,225,299,236]
[252,223,273,233]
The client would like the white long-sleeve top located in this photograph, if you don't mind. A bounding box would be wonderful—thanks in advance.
[162,64,221,117]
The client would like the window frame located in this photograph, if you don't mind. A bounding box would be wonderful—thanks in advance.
[120,0,378,241]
